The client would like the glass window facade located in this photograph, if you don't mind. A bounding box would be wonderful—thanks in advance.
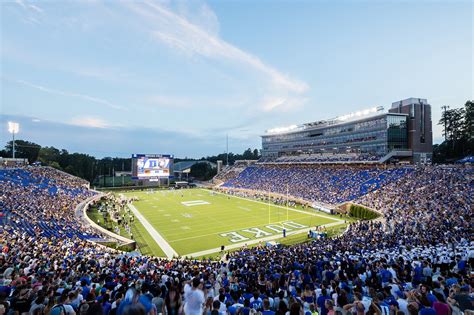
[262,114,408,158]
[387,115,408,150]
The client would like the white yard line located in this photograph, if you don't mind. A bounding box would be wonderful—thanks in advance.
[205,189,342,222]
[238,206,251,211]
[168,215,319,242]
[126,190,344,258]
[127,204,178,259]
[185,221,345,258]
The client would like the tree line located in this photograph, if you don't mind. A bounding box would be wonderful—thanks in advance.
[0,141,260,183]
[189,148,261,181]
[5,99,470,182]
[199,148,260,164]
[433,100,473,163]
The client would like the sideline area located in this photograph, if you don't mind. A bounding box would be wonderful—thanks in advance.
[127,204,178,258]
[185,220,345,258]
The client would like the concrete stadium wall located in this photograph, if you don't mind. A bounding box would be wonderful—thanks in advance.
[75,194,137,249]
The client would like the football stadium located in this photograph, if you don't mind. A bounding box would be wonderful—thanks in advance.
[1,2,473,315]
[1,97,473,315]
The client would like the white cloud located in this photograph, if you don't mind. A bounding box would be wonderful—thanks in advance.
[125,0,309,111]
[69,116,116,129]
[262,97,286,112]
[174,1,220,36]
[23,17,41,25]
[12,79,124,110]
[15,0,44,13]
[260,96,308,113]
[146,95,194,108]
[14,0,27,9]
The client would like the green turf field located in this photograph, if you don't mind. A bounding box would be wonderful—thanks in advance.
[119,188,351,258]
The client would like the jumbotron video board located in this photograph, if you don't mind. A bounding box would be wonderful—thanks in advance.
[131,154,174,180]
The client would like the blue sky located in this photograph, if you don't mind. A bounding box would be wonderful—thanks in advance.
[1,0,472,158]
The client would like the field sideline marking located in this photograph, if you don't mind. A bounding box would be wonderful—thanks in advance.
[125,190,343,257]
[155,212,318,236]
[185,220,345,258]
[168,216,320,242]
[127,204,178,259]
[204,189,342,222]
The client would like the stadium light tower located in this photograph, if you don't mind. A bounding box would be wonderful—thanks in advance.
[8,122,20,159]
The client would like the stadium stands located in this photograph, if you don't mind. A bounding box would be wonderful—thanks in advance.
[0,167,99,240]
[222,164,413,204]
[213,164,247,184]
[0,165,472,315]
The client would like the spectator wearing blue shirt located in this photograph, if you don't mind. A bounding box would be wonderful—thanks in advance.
[81,280,90,300]
[262,299,275,315]
[317,289,331,315]
[238,300,251,315]
[250,292,263,311]
[419,306,436,315]
[379,265,392,285]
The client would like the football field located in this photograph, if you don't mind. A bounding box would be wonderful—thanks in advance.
[121,188,348,258]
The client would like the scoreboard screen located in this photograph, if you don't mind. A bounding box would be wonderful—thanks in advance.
[132,154,174,180]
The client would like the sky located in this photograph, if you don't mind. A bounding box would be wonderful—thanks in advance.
[1,0,472,158]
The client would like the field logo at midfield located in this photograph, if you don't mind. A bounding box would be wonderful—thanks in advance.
[220,221,307,243]
[181,200,210,207]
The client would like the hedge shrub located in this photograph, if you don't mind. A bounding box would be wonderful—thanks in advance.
[349,204,380,220]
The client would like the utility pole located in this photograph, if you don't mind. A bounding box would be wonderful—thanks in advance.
[12,132,15,159]
[441,105,450,141]
[8,122,19,159]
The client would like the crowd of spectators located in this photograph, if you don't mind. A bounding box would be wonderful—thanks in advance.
[222,165,412,204]
[214,189,303,209]
[0,165,472,315]
[213,166,247,184]
[0,167,99,240]
[355,166,472,248]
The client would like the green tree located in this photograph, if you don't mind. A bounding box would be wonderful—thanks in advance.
[464,100,473,141]
[38,146,61,164]
[5,140,41,163]
[435,100,473,163]
[61,153,97,181]
[49,161,62,170]
[190,162,217,181]
[253,149,260,159]
[242,148,254,160]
